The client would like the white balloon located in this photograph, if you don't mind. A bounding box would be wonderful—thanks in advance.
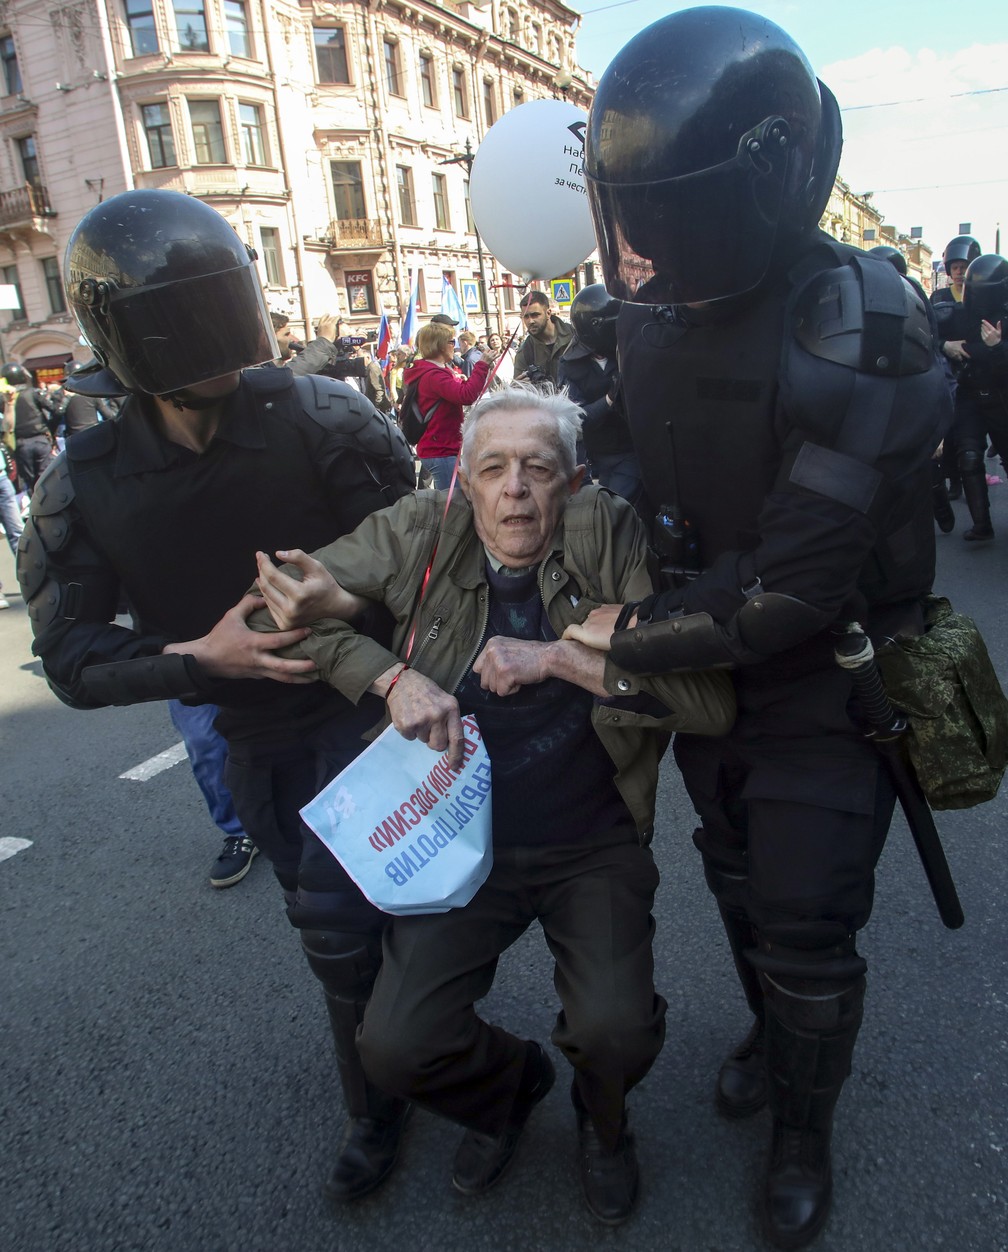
[469,100,596,282]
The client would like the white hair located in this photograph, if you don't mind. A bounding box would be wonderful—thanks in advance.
[459,381,583,475]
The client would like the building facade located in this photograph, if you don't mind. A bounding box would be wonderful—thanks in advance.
[0,0,591,375]
[0,0,931,380]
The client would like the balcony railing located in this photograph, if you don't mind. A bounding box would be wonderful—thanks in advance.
[0,183,54,226]
[324,217,385,248]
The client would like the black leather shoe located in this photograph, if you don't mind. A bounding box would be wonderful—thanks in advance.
[761,1118,833,1250]
[716,1017,767,1119]
[964,522,994,541]
[934,499,956,533]
[452,1042,555,1194]
[323,1103,412,1202]
[576,1109,639,1225]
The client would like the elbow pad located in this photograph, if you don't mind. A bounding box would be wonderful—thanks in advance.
[610,592,834,674]
[82,653,202,705]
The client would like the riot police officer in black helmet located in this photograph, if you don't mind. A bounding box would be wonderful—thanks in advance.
[867,244,908,276]
[18,189,416,1205]
[930,236,981,500]
[947,254,1008,540]
[572,7,952,1247]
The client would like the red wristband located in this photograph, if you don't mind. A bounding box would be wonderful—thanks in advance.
[384,665,408,702]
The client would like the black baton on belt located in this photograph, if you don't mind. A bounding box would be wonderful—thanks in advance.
[834,624,964,930]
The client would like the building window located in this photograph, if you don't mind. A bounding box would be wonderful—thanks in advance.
[313,26,349,84]
[171,0,209,53]
[239,102,267,165]
[383,39,403,97]
[42,257,65,314]
[432,172,449,231]
[330,161,365,220]
[346,269,376,316]
[415,269,427,313]
[1,265,25,320]
[142,103,176,168]
[188,99,226,163]
[502,273,516,311]
[17,136,40,187]
[482,79,496,125]
[123,0,158,57]
[259,227,283,286]
[419,53,436,108]
[396,165,416,227]
[452,67,468,118]
[1,33,22,93]
[224,0,251,58]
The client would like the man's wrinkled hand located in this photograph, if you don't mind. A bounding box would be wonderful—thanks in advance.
[167,593,318,682]
[255,549,363,629]
[562,603,626,651]
[382,667,466,770]
[472,636,551,696]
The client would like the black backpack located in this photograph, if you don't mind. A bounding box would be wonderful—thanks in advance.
[395,377,441,445]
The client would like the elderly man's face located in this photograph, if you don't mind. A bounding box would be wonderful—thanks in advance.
[459,408,583,568]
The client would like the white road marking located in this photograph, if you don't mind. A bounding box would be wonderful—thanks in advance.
[0,838,33,863]
[119,742,189,781]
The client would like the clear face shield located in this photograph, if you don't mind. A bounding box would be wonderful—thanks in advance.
[586,117,793,306]
[74,262,279,396]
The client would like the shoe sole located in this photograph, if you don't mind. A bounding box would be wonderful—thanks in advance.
[716,1088,768,1119]
[209,846,259,888]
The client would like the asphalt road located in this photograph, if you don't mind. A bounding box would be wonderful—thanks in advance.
[2,485,1007,1252]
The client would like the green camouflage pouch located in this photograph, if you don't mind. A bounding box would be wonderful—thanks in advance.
[876,595,1008,809]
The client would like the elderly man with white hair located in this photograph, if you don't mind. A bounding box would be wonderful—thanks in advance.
[252,384,734,1224]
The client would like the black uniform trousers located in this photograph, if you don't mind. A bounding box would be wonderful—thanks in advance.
[14,435,53,498]
[673,662,896,942]
[358,837,667,1153]
[222,700,387,936]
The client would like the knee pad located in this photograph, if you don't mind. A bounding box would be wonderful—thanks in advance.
[693,826,749,910]
[748,933,866,1034]
[959,449,985,476]
[300,929,383,1003]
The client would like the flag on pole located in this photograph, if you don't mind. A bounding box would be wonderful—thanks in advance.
[440,276,468,330]
[376,308,391,367]
[400,273,419,349]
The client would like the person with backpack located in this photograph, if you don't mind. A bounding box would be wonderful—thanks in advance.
[399,321,498,488]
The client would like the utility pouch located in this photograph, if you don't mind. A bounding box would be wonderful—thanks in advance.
[876,595,1008,809]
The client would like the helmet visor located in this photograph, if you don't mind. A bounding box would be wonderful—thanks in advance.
[587,118,791,305]
[96,263,278,395]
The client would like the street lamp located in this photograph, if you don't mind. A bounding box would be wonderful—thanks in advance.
[439,139,491,330]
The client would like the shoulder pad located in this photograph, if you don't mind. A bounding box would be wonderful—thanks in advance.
[30,454,75,516]
[65,420,117,462]
[242,365,296,396]
[292,374,415,495]
[793,257,934,378]
[16,517,48,600]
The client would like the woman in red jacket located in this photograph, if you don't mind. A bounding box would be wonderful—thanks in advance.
[403,322,498,488]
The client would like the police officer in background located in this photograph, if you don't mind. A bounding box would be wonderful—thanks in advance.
[945,254,1008,540]
[4,363,59,497]
[17,190,416,1205]
[932,235,981,499]
[572,8,952,1247]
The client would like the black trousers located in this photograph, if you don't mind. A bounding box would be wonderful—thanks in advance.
[14,435,53,497]
[674,661,896,941]
[358,838,667,1152]
[223,705,386,936]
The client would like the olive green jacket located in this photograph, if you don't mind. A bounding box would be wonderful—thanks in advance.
[273,486,735,842]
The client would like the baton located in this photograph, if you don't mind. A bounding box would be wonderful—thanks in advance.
[834,624,964,930]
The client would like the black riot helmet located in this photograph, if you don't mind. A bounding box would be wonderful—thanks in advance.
[1,362,31,386]
[569,284,622,356]
[963,254,1008,329]
[942,235,981,272]
[584,6,842,306]
[63,189,278,397]
[867,245,908,277]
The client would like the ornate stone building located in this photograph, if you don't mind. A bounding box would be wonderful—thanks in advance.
[0,0,930,379]
[0,0,591,374]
